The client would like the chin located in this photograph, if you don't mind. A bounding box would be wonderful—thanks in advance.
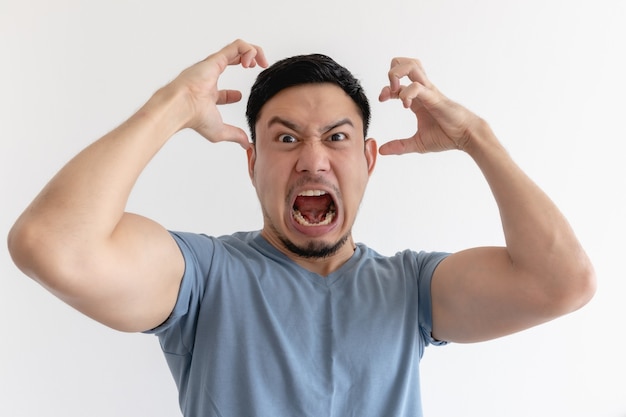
[279,232,350,260]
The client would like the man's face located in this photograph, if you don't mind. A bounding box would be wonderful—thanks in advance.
[247,83,377,263]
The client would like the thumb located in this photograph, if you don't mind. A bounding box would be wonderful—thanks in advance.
[195,123,250,149]
[218,124,251,149]
[379,137,425,155]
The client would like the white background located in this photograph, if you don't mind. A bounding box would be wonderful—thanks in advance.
[1,1,625,416]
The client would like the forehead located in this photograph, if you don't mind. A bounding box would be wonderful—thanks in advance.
[255,83,364,132]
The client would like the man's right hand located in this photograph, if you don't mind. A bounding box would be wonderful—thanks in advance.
[166,39,268,148]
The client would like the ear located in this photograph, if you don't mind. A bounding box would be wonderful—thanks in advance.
[364,138,378,176]
[246,144,257,184]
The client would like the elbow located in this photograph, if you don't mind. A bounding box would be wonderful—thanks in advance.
[571,260,597,310]
[7,216,72,288]
[549,256,597,316]
[7,218,38,279]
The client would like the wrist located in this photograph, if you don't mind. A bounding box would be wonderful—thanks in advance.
[136,83,194,139]
[462,118,505,160]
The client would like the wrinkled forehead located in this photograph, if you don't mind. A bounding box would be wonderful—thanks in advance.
[254,83,365,135]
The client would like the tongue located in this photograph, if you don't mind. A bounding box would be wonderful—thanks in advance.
[294,195,332,223]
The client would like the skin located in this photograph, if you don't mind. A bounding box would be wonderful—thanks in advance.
[247,84,377,276]
[7,40,595,343]
[380,57,596,341]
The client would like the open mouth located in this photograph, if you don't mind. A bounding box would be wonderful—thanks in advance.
[292,190,336,227]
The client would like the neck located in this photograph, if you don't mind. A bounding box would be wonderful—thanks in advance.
[261,229,356,276]
[291,239,356,277]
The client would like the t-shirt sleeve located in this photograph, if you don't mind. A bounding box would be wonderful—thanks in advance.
[415,250,450,347]
[144,231,214,355]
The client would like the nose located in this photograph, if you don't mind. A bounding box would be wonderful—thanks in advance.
[295,141,330,174]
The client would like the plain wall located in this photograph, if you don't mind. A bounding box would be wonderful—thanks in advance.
[1,0,624,416]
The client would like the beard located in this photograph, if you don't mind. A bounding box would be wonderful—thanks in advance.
[279,232,351,259]
[265,217,351,259]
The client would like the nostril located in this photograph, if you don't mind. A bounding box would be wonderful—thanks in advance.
[296,146,331,173]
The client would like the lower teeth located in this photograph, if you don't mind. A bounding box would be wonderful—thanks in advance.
[293,210,335,226]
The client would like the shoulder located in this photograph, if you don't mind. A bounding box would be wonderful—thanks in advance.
[355,243,450,276]
[169,230,261,255]
[168,230,284,276]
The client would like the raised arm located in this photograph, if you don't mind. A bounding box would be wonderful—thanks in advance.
[379,58,596,343]
[7,40,268,332]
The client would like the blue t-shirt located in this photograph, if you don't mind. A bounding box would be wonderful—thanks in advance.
[149,231,449,417]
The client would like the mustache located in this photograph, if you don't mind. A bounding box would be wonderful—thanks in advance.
[286,175,342,204]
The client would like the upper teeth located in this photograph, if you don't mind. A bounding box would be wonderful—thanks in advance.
[298,190,327,197]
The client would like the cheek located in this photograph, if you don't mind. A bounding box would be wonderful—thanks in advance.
[253,164,286,206]
[339,160,370,205]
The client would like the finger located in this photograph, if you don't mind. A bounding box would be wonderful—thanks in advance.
[378,83,409,102]
[240,43,269,69]
[398,82,426,108]
[387,57,430,92]
[379,82,425,108]
[216,89,243,106]
[406,83,445,112]
[208,39,267,73]
[393,82,443,111]
[378,86,393,102]
[222,39,268,69]
[388,58,403,93]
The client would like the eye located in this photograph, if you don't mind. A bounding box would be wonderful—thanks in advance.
[329,132,347,142]
[278,134,297,143]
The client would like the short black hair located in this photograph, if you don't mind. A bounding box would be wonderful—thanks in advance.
[246,54,370,143]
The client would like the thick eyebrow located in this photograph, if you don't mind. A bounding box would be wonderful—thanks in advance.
[321,118,354,134]
[267,116,300,132]
[266,116,354,134]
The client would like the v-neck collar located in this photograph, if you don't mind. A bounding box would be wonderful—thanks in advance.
[251,232,364,287]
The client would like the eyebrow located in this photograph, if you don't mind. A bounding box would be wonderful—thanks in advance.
[267,116,354,134]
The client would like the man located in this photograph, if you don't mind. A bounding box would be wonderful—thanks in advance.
[8,39,596,416]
